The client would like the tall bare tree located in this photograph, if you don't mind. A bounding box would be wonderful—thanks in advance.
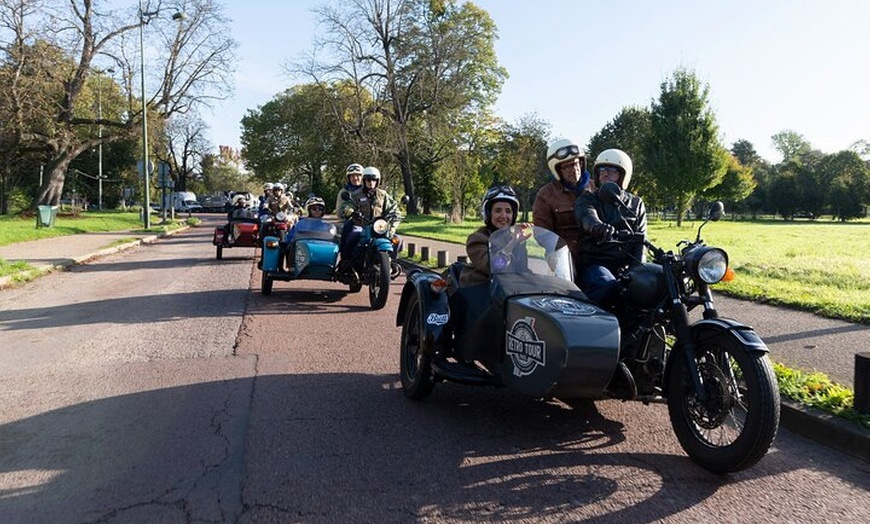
[293,0,505,214]
[0,0,235,209]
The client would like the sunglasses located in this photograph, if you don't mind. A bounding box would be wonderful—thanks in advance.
[597,166,622,175]
[548,144,581,161]
[310,205,325,211]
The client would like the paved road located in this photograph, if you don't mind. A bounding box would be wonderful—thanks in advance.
[0,221,867,522]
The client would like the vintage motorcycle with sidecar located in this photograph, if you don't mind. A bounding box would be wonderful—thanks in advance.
[395,205,780,473]
[212,218,260,260]
[260,217,358,295]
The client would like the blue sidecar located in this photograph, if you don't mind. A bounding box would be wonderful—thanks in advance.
[260,218,345,295]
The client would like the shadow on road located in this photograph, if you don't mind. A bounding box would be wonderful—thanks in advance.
[1,372,867,523]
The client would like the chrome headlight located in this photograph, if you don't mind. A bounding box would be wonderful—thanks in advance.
[372,218,389,235]
[295,243,309,269]
[684,247,729,284]
[275,211,288,222]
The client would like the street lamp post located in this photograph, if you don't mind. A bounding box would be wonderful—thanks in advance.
[139,0,154,229]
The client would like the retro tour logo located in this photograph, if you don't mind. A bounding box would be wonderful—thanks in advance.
[506,317,546,376]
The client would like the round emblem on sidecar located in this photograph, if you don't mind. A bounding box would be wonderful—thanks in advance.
[506,317,546,377]
[533,297,597,316]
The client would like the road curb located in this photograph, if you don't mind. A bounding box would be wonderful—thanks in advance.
[780,398,869,463]
[397,257,870,464]
[0,226,190,290]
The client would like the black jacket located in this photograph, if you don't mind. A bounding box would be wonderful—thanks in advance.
[574,189,647,268]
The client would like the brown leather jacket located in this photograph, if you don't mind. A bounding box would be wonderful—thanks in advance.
[459,226,491,287]
[532,180,584,263]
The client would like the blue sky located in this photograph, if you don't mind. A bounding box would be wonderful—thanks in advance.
[203,0,870,163]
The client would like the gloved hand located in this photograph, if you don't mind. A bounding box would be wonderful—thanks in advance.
[343,207,355,218]
[591,223,615,242]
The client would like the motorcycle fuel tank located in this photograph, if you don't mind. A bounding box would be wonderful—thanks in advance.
[495,295,620,399]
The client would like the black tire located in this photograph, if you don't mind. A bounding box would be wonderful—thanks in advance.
[667,332,780,473]
[261,270,273,296]
[368,251,391,310]
[400,293,435,400]
[216,245,223,260]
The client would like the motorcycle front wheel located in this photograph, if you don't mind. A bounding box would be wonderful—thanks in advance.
[400,293,435,400]
[368,251,391,310]
[261,270,273,296]
[667,332,780,473]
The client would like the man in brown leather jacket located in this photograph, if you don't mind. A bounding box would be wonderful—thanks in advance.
[532,138,591,268]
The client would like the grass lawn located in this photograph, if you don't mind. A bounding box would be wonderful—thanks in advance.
[0,210,181,246]
[399,214,870,324]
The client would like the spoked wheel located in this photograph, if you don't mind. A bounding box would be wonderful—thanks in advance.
[400,294,435,400]
[261,270,273,296]
[667,332,780,473]
[368,251,391,310]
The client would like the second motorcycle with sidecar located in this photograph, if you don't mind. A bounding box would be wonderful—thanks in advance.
[260,217,357,295]
[395,208,780,474]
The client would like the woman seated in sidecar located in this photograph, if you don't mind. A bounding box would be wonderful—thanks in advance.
[444,185,578,360]
[280,196,339,272]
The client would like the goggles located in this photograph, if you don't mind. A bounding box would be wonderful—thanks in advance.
[548,144,581,161]
[484,185,517,199]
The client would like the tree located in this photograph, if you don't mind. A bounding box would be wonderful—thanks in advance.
[587,106,658,207]
[702,154,756,215]
[0,0,236,210]
[645,69,728,225]
[822,150,869,221]
[771,130,812,163]
[163,114,211,192]
[296,0,506,214]
[491,114,550,222]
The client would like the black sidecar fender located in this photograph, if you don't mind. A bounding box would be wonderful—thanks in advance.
[396,270,451,347]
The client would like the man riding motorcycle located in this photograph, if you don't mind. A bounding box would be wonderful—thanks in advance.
[573,148,647,309]
[337,166,400,278]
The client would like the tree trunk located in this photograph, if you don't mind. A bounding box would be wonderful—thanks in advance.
[35,161,71,208]
[397,149,417,214]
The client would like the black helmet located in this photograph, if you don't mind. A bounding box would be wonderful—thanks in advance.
[481,185,519,227]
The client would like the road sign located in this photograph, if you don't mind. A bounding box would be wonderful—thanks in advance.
[137,159,154,178]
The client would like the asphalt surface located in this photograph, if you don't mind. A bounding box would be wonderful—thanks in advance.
[0,224,866,463]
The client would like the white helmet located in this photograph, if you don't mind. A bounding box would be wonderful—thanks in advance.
[346,163,364,176]
[272,182,286,191]
[362,166,381,185]
[263,182,273,191]
[480,185,519,227]
[546,138,586,180]
[305,195,326,213]
[593,149,633,189]
[231,194,247,206]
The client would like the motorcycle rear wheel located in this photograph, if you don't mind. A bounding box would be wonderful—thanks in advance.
[368,251,391,310]
[667,333,780,473]
[400,293,435,399]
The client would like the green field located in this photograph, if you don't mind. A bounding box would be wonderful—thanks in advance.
[399,214,870,324]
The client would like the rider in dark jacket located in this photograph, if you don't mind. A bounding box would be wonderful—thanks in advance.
[574,149,646,308]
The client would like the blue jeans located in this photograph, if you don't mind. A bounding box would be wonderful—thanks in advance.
[578,263,620,308]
